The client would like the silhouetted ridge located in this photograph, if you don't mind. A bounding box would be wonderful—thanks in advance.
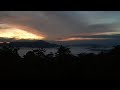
[0,40,58,48]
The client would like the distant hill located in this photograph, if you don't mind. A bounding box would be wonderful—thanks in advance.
[0,40,59,48]
[50,39,120,47]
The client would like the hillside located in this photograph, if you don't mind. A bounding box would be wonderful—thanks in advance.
[0,40,59,48]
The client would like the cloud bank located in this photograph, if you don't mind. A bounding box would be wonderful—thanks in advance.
[0,11,120,42]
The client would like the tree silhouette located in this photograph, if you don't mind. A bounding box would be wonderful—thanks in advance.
[0,44,120,80]
[23,48,47,65]
[0,45,20,65]
[55,45,71,56]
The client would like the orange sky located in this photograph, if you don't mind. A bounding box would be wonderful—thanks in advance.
[0,24,45,40]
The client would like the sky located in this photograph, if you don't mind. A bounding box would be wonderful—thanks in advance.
[0,11,120,43]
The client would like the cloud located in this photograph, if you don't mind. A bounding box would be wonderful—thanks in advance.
[57,37,111,41]
[0,11,120,41]
[0,37,16,42]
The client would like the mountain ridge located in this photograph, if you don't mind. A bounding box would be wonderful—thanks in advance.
[0,40,59,48]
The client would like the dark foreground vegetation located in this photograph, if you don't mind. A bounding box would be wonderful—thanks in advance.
[0,45,120,80]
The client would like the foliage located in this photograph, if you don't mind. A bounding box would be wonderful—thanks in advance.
[0,45,120,80]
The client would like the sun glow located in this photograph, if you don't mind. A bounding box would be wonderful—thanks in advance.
[0,28,45,40]
[57,37,111,41]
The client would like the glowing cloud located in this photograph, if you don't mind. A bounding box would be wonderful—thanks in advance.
[69,32,120,37]
[58,37,111,41]
[0,28,45,40]
[93,32,120,35]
